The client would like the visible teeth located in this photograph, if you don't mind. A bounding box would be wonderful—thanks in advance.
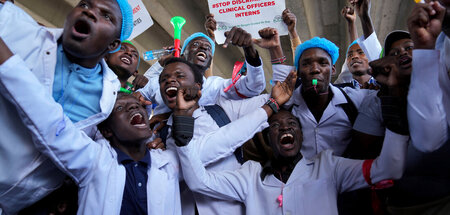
[129,113,143,124]
[281,133,293,139]
[197,52,206,57]
[166,87,177,93]
[196,52,207,60]
[133,123,147,128]
[121,57,131,64]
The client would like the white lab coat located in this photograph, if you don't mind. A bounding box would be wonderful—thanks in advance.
[0,2,119,213]
[0,54,274,214]
[164,94,270,215]
[288,84,369,159]
[177,128,409,215]
[407,32,450,152]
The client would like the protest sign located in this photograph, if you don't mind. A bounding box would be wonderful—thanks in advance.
[208,0,288,44]
[128,0,154,40]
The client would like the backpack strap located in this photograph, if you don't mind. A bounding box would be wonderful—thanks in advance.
[204,105,244,164]
[159,124,170,145]
[204,105,231,126]
[337,87,358,126]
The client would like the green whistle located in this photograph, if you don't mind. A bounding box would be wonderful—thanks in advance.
[312,79,318,86]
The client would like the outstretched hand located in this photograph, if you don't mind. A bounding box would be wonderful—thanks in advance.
[271,71,297,106]
[407,1,446,49]
[253,27,281,50]
[174,86,201,117]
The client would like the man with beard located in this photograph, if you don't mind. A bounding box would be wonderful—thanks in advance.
[0,0,133,213]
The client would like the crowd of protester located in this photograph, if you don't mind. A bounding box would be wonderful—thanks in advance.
[0,0,449,214]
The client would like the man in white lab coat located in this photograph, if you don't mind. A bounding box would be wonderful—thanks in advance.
[172,100,410,214]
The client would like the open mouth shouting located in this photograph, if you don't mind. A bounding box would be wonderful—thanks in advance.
[196,51,208,62]
[398,55,412,69]
[164,86,178,104]
[120,55,132,65]
[129,112,147,129]
[71,18,92,40]
[279,132,295,151]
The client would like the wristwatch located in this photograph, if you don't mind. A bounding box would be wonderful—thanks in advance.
[265,98,280,113]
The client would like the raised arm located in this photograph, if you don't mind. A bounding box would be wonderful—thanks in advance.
[351,0,382,61]
[204,13,217,78]
[0,38,101,185]
[181,27,266,103]
[334,56,412,191]
[352,0,373,39]
[406,1,448,152]
[172,92,267,202]
[182,72,297,165]
[282,9,301,54]
[342,6,358,42]
[176,137,257,202]
[333,129,409,193]
[253,27,293,83]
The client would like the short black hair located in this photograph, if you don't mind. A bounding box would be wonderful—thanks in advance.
[97,92,136,137]
[161,57,204,87]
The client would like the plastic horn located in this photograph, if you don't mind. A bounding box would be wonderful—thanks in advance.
[170,16,186,57]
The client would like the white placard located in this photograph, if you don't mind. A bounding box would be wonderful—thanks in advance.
[128,0,154,40]
[208,0,288,44]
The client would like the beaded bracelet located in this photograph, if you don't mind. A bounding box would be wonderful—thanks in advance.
[271,56,286,65]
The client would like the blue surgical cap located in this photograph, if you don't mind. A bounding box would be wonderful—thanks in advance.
[110,0,133,53]
[116,0,133,41]
[294,37,339,69]
[346,40,359,56]
[181,32,215,56]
